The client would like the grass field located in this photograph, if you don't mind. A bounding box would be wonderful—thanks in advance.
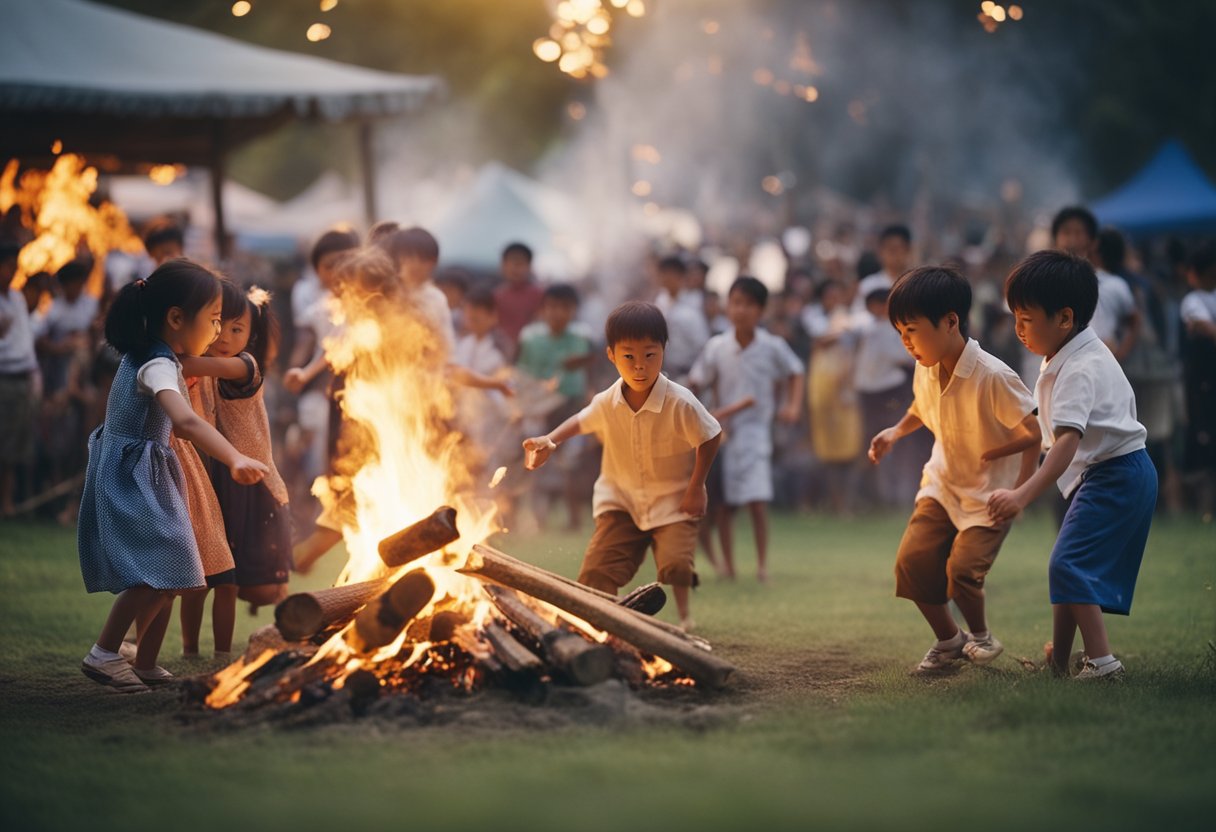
[1,511,1213,832]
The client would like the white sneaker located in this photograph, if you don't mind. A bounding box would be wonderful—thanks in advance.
[963,633,1004,666]
[81,653,149,693]
[1075,657,1124,680]
[914,632,969,674]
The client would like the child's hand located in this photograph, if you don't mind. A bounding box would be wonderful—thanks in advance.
[495,379,515,397]
[522,436,556,470]
[868,428,897,464]
[987,488,1024,524]
[678,485,708,518]
[230,455,269,485]
[282,368,307,394]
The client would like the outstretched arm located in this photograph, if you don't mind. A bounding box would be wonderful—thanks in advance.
[179,355,251,382]
[156,389,268,484]
[988,427,1081,523]
[522,414,585,470]
[868,410,925,464]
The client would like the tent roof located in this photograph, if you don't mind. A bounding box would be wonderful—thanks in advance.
[1091,140,1216,234]
[0,0,443,164]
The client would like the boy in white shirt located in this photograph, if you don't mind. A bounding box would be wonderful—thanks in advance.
[869,266,1041,674]
[990,251,1157,680]
[523,301,722,630]
[388,226,457,352]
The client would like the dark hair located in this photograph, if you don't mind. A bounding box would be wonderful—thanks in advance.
[390,227,440,264]
[1096,227,1127,273]
[729,275,768,307]
[311,228,361,270]
[1189,240,1216,275]
[605,301,668,347]
[815,278,845,301]
[1004,250,1098,329]
[657,255,687,274]
[466,287,496,312]
[501,242,533,262]
[55,259,91,286]
[0,239,23,266]
[689,259,709,274]
[856,251,881,281]
[879,224,912,245]
[143,219,184,253]
[435,269,470,295]
[864,288,891,307]
[542,283,579,306]
[1051,206,1098,241]
[218,279,279,370]
[104,258,221,355]
[888,265,972,337]
[366,220,400,249]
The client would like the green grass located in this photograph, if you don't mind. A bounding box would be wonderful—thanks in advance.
[1,512,1213,831]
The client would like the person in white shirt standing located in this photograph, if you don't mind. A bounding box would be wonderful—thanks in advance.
[869,266,1041,674]
[854,224,913,319]
[523,302,721,630]
[653,256,710,383]
[990,251,1157,681]
[0,240,39,516]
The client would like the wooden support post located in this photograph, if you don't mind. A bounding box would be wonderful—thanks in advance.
[357,119,378,228]
[209,119,229,262]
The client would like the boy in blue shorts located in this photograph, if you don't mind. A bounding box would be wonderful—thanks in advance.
[989,251,1157,680]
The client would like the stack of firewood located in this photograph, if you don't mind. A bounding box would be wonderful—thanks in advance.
[219,506,734,710]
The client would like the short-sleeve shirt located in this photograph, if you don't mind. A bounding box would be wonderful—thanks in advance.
[688,328,804,431]
[578,375,721,530]
[854,318,912,393]
[1180,288,1216,325]
[654,290,709,377]
[908,339,1037,529]
[1035,327,1147,498]
[0,288,37,374]
[414,282,456,351]
[517,323,591,399]
[136,355,188,398]
[1090,270,1137,347]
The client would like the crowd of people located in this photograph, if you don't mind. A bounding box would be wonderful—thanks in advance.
[0,198,1213,689]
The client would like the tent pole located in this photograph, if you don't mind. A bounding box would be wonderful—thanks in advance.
[210,119,229,262]
[358,119,378,227]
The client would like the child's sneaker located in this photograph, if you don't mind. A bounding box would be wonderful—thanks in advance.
[963,633,1004,666]
[913,631,969,674]
[81,653,149,693]
[132,665,176,686]
[1075,656,1124,681]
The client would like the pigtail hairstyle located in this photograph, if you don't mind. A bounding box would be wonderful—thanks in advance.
[104,259,220,355]
[245,285,279,373]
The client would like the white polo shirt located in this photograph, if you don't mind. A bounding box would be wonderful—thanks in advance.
[1090,269,1136,347]
[1035,326,1146,498]
[909,338,1036,530]
[577,375,721,531]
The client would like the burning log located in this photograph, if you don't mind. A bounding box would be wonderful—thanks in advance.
[275,579,388,641]
[461,545,735,689]
[484,585,614,686]
[350,570,436,653]
[378,506,460,567]
[482,621,543,673]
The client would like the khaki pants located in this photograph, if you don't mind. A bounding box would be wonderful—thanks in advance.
[894,498,1009,606]
[578,511,698,592]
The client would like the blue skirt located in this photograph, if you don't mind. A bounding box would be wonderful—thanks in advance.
[1049,449,1157,615]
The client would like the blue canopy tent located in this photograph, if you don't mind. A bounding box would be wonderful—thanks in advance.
[1091,140,1216,234]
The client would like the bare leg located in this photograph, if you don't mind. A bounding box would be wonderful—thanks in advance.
[1070,603,1111,659]
[96,586,160,652]
[716,506,736,579]
[672,584,691,625]
[952,591,988,636]
[914,601,961,641]
[180,588,208,655]
[1050,603,1078,674]
[212,584,238,654]
[133,595,172,671]
[133,594,171,641]
[749,501,769,582]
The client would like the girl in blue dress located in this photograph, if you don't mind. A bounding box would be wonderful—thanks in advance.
[78,260,268,693]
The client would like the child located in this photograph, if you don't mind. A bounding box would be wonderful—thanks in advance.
[494,241,545,357]
[869,266,1040,674]
[0,240,38,517]
[388,226,456,351]
[142,218,185,266]
[690,276,803,583]
[452,288,511,460]
[1180,242,1216,517]
[855,224,912,317]
[523,301,722,629]
[181,281,293,613]
[989,251,1157,679]
[854,288,925,507]
[653,255,709,382]
[78,260,266,691]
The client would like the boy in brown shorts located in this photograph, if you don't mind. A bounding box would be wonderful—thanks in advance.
[523,301,722,630]
[868,267,1040,673]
